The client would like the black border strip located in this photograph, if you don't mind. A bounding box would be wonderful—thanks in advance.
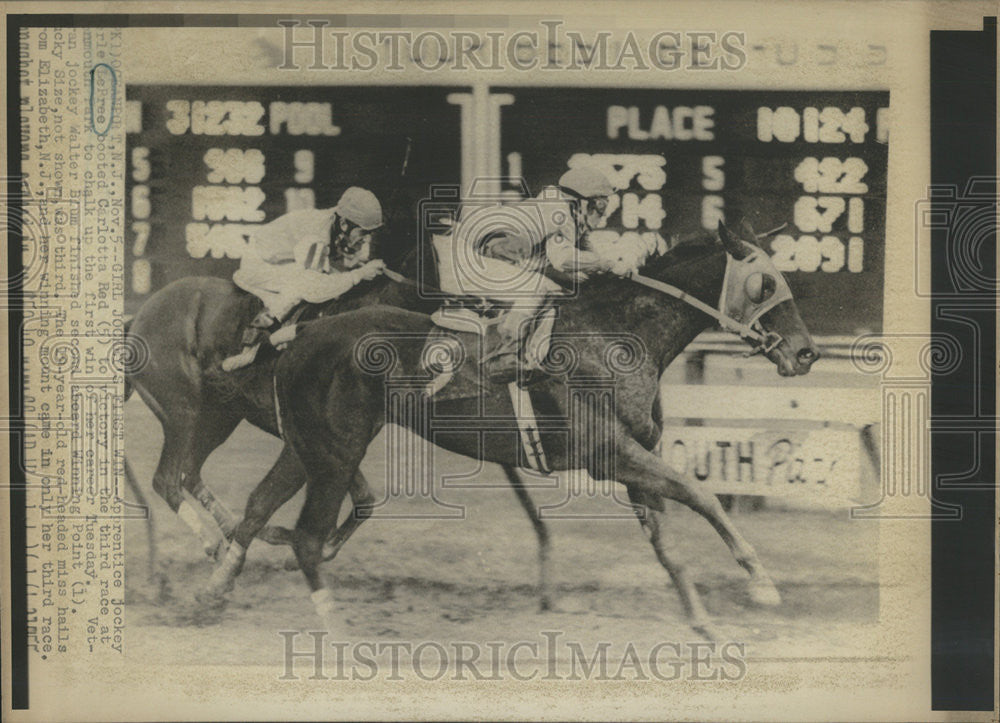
[7,14,27,713]
[930,15,997,712]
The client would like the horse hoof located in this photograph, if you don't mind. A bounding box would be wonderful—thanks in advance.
[194,588,229,611]
[209,537,234,563]
[283,554,300,572]
[539,595,552,612]
[201,560,238,603]
[747,579,782,607]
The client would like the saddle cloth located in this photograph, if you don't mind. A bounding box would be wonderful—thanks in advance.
[420,311,553,472]
[424,306,556,402]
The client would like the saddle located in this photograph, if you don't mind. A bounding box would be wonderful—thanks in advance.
[422,298,557,474]
[221,291,335,372]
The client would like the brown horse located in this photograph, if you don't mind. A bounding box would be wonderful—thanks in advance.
[218,222,819,637]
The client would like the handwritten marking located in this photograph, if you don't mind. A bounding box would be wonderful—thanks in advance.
[89,63,116,136]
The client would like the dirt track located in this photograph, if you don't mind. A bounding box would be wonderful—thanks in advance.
[123,397,882,673]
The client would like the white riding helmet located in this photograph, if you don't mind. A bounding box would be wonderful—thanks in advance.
[334,187,384,230]
[557,166,615,199]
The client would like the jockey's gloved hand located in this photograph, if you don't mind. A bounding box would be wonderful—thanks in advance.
[353,259,386,282]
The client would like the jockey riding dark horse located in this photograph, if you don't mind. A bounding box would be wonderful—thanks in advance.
[221,185,388,371]
[125,166,820,637]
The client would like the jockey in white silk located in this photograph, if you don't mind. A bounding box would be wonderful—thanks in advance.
[449,166,618,384]
[223,186,386,371]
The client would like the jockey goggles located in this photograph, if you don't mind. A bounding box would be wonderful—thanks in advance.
[334,218,375,257]
[557,187,611,228]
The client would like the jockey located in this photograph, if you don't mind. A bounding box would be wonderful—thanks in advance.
[223,186,386,370]
[478,166,616,384]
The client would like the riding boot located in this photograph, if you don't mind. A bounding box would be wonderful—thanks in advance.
[244,310,279,345]
[222,310,279,372]
[484,307,538,385]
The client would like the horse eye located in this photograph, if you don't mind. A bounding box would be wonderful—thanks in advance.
[745,272,776,304]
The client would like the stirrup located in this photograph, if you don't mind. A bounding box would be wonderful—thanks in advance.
[484,352,544,387]
[221,343,261,372]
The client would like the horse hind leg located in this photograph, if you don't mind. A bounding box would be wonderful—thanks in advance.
[149,403,243,563]
[138,382,234,560]
[179,408,244,558]
[188,475,238,544]
[148,425,220,557]
[502,465,553,612]
[291,466,356,634]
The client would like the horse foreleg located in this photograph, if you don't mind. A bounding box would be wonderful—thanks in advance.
[630,499,720,641]
[613,439,781,607]
[150,428,225,559]
[274,467,375,571]
[321,469,376,562]
[291,468,355,634]
[201,445,305,602]
[502,465,553,612]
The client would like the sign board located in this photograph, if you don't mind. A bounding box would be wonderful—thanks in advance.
[497,88,889,336]
[660,425,864,501]
[124,85,466,313]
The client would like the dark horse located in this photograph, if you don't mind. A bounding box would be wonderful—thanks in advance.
[126,248,567,607]
[203,222,819,636]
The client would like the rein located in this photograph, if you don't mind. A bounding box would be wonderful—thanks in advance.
[382,267,571,304]
[385,264,781,354]
[626,224,793,356]
[628,272,765,343]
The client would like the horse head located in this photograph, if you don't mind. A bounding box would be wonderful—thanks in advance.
[716,220,819,376]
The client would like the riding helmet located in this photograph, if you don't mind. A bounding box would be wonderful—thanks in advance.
[334,187,384,230]
[557,166,615,199]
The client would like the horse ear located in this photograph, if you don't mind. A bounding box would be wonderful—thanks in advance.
[740,218,759,245]
[718,221,749,259]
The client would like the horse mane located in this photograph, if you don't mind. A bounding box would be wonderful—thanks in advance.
[639,233,725,281]
[376,231,724,306]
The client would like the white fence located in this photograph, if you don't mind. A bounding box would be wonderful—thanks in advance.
[659,334,881,508]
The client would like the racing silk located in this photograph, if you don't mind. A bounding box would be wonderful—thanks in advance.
[475,187,579,274]
[433,188,577,301]
[234,208,362,319]
[249,207,337,271]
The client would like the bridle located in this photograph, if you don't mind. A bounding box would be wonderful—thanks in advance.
[629,244,792,357]
[628,268,773,348]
